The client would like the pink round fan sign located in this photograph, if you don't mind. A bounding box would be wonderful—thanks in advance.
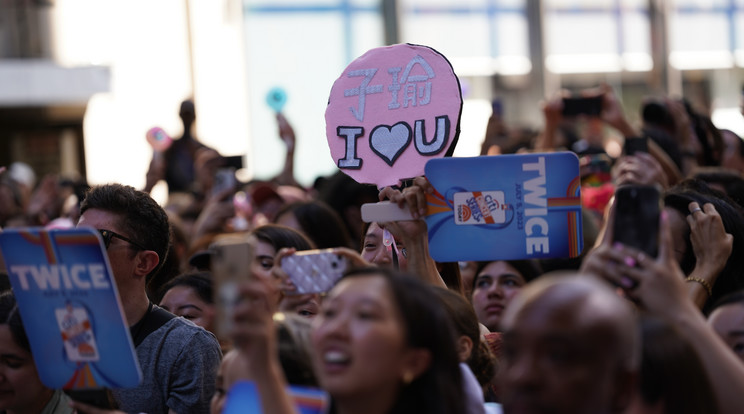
[325,43,462,188]
[146,127,172,152]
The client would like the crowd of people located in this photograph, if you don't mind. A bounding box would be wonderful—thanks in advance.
[2,84,744,414]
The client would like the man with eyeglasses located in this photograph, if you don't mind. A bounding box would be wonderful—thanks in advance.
[77,183,221,414]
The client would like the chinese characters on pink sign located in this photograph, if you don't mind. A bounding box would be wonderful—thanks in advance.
[325,44,462,188]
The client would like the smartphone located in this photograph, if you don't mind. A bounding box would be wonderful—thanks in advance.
[624,136,648,155]
[64,389,118,409]
[212,168,237,197]
[280,249,349,295]
[612,185,661,257]
[492,99,503,117]
[211,234,255,339]
[562,96,603,117]
[222,155,244,170]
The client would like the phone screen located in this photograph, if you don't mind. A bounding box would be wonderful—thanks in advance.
[624,137,648,156]
[612,185,661,257]
[212,168,237,197]
[210,235,255,339]
[562,96,603,117]
[223,155,244,170]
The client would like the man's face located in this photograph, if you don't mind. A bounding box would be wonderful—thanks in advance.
[77,208,137,289]
[500,296,621,414]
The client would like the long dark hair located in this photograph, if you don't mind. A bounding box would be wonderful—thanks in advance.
[337,267,465,414]
[664,180,744,310]
[473,259,543,294]
[275,201,353,249]
[433,286,496,387]
[0,291,30,352]
[252,223,315,251]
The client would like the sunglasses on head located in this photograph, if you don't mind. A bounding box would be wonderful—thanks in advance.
[98,229,147,251]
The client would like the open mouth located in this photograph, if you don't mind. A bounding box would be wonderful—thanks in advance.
[322,349,351,373]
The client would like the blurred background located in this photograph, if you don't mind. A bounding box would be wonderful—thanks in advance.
[2,0,743,193]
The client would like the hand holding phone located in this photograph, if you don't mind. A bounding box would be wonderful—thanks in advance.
[280,249,349,294]
[212,168,237,197]
[211,235,255,339]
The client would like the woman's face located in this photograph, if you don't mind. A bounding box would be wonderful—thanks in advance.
[361,223,407,270]
[251,240,277,280]
[471,261,527,332]
[310,275,417,401]
[708,303,744,362]
[0,325,52,413]
[160,285,216,333]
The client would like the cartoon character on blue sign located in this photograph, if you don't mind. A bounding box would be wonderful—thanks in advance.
[55,301,100,362]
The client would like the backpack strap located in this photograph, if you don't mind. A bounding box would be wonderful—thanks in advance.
[131,303,176,347]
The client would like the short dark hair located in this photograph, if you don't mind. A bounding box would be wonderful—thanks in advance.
[158,272,213,305]
[251,224,314,252]
[0,291,30,352]
[80,184,170,279]
[707,289,744,316]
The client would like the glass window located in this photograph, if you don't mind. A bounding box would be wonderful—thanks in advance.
[399,0,529,76]
[243,0,383,185]
[544,0,651,73]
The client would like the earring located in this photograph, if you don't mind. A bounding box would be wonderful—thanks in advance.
[402,371,414,385]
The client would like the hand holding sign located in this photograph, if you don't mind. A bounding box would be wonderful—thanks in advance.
[326,44,462,188]
[146,127,172,153]
[362,153,584,262]
[266,87,288,113]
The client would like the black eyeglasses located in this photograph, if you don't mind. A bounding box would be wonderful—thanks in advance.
[98,229,147,251]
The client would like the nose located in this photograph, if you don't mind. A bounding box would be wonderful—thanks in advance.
[315,310,350,341]
[487,282,504,298]
[370,246,392,266]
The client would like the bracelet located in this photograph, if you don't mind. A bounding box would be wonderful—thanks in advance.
[685,277,713,297]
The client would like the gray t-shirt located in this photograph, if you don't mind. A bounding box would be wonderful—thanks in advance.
[112,316,222,414]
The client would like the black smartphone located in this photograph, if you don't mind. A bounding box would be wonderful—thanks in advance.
[562,96,603,117]
[64,389,118,409]
[613,185,661,257]
[624,136,648,155]
[222,155,244,170]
